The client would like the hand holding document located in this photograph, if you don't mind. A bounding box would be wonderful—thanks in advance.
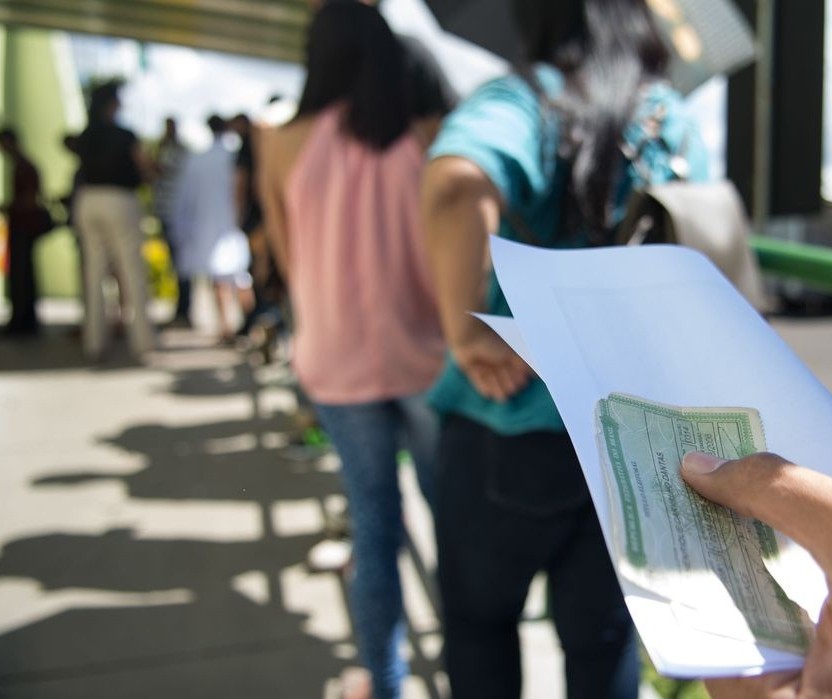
[480,237,832,677]
[597,393,811,656]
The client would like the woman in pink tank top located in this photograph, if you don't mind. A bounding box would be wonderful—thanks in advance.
[257,4,449,698]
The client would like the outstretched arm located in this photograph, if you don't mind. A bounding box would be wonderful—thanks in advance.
[422,155,530,402]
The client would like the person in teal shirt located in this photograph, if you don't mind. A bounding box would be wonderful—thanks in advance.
[422,0,708,697]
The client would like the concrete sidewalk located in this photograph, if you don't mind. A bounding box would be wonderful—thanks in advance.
[1,299,831,698]
[0,300,567,698]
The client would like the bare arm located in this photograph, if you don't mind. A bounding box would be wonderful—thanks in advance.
[255,125,290,282]
[422,155,530,401]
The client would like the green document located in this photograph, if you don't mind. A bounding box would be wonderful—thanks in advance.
[596,393,811,654]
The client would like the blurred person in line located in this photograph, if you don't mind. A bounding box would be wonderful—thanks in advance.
[172,115,253,343]
[75,80,156,361]
[0,128,47,336]
[59,132,87,338]
[152,117,190,325]
[681,451,832,698]
[228,113,259,236]
[60,134,84,229]
[257,3,446,697]
[421,0,708,697]
[272,0,458,568]
[228,111,285,340]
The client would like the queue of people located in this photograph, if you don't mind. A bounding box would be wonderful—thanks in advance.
[2,0,831,697]
[1,86,282,356]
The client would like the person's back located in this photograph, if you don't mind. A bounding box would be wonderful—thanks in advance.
[281,106,443,403]
[172,116,252,340]
[78,122,141,190]
[173,138,237,270]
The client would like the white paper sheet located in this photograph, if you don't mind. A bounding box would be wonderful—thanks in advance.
[483,236,832,677]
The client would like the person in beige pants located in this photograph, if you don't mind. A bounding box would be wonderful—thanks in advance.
[75,81,155,361]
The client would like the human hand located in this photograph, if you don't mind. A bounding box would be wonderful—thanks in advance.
[681,451,832,698]
[451,325,531,402]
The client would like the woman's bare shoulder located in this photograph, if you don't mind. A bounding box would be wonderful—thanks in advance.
[256,117,317,179]
[257,118,306,148]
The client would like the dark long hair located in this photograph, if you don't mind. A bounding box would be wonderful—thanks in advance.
[514,0,669,235]
[295,1,409,150]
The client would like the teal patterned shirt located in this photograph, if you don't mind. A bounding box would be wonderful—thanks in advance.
[427,65,709,436]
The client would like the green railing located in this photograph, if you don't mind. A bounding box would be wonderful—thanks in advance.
[750,234,832,292]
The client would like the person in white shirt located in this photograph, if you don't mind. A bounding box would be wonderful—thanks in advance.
[171,115,252,341]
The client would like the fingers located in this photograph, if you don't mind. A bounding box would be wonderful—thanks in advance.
[468,363,507,402]
[468,359,529,402]
[453,330,532,402]
[681,452,832,575]
[680,452,790,518]
[801,595,832,696]
[704,672,799,699]
[492,357,530,397]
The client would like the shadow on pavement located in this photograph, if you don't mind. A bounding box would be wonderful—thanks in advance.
[0,530,342,698]
[33,417,341,503]
[0,347,349,698]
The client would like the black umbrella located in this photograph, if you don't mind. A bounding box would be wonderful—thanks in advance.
[422,0,756,94]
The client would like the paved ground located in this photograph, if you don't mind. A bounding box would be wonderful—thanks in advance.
[0,295,567,699]
[0,294,830,699]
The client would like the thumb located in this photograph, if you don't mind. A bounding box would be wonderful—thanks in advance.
[681,451,832,576]
[680,451,787,519]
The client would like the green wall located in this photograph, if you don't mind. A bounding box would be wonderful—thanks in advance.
[2,26,86,298]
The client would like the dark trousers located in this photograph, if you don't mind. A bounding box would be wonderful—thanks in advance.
[5,227,38,331]
[160,222,191,320]
[174,276,191,319]
[436,415,638,699]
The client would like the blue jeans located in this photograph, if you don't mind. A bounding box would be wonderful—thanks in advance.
[436,415,639,699]
[314,394,439,699]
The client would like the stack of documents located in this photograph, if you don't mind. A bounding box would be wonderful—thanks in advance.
[480,237,831,677]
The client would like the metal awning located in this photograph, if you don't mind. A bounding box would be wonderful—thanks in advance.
[0,0,311,63]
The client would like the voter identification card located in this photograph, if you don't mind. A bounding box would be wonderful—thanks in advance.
[596,393,813,655]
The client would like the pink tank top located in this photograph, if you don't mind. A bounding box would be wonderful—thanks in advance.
[284,106,445,404]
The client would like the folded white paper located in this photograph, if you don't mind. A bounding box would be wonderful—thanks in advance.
[481,236,832,677]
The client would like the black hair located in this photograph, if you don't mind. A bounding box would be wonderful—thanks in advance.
[88,80,123,124]
[0,127,18,144]
[295,1,408,150]
[207,115,227,135]
[400,35,458,119]
[513,0,669,236]
[63,133,80,152]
